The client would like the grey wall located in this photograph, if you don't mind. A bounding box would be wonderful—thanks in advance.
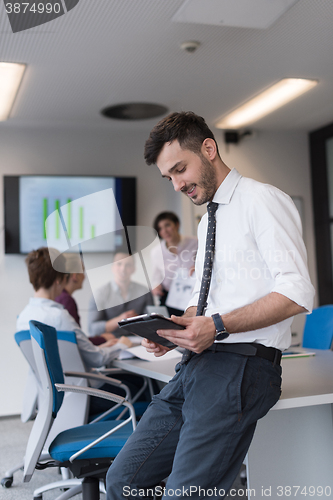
[0,124,317,415]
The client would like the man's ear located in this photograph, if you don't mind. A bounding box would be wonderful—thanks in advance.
[202,138,217,161]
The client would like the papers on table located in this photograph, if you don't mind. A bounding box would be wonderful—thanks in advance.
[166,269,196,311]
[118,345,182,362]
[282,350,316,358]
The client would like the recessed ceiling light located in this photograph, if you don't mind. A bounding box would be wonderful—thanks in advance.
[101,102,168,120]
[0,62,26,121]
[215,78,318,129]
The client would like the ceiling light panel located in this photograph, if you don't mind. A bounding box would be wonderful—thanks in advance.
[0,63,26,121]
[173,0,300,30]
[215,78,318,129]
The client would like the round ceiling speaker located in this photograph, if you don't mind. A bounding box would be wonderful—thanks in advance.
[101,102,168,120]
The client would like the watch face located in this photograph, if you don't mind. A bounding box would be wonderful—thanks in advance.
[215,331,229,341]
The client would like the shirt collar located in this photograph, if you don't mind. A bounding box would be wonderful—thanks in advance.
[111,281,134,294]
[212,168,242,205]
[30,297,64,309]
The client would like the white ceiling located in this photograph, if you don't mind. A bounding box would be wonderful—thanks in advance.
[0,0,332,134]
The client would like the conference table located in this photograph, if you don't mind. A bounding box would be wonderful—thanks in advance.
[114,350,333,499]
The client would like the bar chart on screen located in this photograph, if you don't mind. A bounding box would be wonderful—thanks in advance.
[19,176,122,253]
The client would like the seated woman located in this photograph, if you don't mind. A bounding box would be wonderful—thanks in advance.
[17,247,131,368]
[151,211,198,316]
[16,247,147,415]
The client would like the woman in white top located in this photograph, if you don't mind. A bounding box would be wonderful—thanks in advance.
[17,247,131,371]
[151,212,198,316]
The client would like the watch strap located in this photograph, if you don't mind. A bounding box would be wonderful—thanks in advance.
[212,313,229,341]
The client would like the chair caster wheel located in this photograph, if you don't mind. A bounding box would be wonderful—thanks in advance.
[1,476,13,488]
[240,468,247,486]
[33,495,42,500]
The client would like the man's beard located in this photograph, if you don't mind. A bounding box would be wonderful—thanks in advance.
[187,154,217,206]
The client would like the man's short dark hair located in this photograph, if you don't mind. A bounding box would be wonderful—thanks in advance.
[144,111,219,165]
[153,211,180,238]
[26,247,67,291]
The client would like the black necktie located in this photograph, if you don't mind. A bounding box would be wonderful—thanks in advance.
[196,201,219,316]
[181,202,219,363]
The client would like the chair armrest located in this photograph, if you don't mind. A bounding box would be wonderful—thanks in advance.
[63,371,131,399]
[55,383,125,404]
[55,383,137,463]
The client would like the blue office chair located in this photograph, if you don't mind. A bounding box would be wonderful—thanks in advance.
[1,328,148,497]
[1,329,90,491]
[302,305,333,349]
[24,320,136,500]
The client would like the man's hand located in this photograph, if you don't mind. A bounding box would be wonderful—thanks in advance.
[156,315,216,354]
[102,338,120,348]
[101,332,116,341]
[105,309,137,332]
[141,338,171,357]
[118,336,132,348]
[117,309,137,322]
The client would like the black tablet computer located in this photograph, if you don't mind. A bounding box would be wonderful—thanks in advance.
[118,313,184,348]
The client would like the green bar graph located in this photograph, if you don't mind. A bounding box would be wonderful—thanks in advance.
[42,198,99,242]
[67,199,72,239]
[43,198,48,239]
[79,207,84,239]
[55,200,60,239]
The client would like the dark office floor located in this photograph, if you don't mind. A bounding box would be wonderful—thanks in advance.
[0,416,247,499]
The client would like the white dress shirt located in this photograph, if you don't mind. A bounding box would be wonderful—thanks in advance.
[17,298,127,371]
[187,169,315,351]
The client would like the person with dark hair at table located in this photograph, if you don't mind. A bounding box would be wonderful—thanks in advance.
[17,247,133,415]
[55,270,110,346]
[106,112,314,499]
[17,247,131,370]
[55,272,84,326]
[151,211,197,316]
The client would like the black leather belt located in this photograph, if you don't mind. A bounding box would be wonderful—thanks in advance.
[205,342,282,366]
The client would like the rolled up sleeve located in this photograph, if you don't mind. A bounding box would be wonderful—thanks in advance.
[251,187,315,313]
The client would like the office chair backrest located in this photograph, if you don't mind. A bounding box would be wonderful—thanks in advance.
[23,320,64,482]
[302,305,333,349]
[15,331,41,422]
[15,328,89,449]
[25,319,137,491]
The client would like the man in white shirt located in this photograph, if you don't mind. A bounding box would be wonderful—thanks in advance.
[106,112,315,499]
[88,252,153,338]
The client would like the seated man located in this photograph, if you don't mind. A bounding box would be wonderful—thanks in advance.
[88,252,154,338]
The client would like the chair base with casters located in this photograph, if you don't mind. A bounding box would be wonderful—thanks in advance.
[2,329,138,499]
[32,478,106,500]
[24,320,137,500]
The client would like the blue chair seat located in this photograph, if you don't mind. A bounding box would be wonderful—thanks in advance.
[49,421,133,462]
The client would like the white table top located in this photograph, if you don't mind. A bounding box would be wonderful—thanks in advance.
[113,349,333,410]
